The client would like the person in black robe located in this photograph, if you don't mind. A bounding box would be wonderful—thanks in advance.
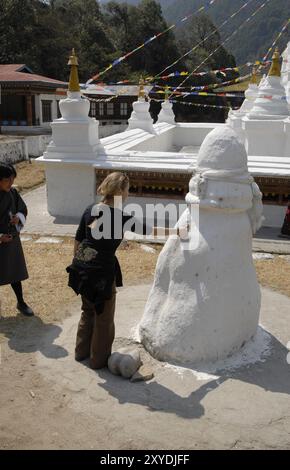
[279,203,290,238]
[0,162,34,316]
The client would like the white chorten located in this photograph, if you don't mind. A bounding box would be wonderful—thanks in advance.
[247,49,289,120]
[43,50,102,217]
[227,69,259,142]
[127,79,155,133]
[239,73,260,114]
[157,88,176,125]
[139,125,263,365]
[44,50,103,161]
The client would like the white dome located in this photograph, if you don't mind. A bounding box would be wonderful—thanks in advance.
[197,125,248,171]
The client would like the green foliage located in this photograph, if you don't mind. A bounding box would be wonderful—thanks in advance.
[0,0,237,83]
[164,0,290,64]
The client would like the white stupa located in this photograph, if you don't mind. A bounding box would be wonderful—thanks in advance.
[42,50,103,217]
[227,68,259,142]
[243,49,289,157]
[127,79,155,133]
[157,87,176,125]
[139,125,263,365]
[247,49,289,120]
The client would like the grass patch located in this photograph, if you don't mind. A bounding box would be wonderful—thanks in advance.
[255,257,290,299]
[0,240,161,324]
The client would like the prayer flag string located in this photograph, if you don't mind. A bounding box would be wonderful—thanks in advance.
[86,0,220,84]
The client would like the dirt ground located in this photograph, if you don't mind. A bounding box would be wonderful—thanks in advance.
[0,239,289,450]
[14,161,46,193]
[0,240,161,323]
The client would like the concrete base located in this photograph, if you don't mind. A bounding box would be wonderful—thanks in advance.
[242,118,286,157]
[263,204,288,228]
[45,164,96,218]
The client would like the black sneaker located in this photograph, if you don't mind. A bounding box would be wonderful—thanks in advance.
[17,302,34,317]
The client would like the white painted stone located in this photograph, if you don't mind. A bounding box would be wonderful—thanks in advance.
[20,236,32,242]
[157,101,176,125]
[139,126,263,364]
[140,244,156,254]
[127,98,155,134]
[35,237,63,244]
[252,253,274,260]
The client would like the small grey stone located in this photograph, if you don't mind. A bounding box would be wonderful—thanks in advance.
[108,348,142,379]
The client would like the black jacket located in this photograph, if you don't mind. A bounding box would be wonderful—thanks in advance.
[66,203,150,313]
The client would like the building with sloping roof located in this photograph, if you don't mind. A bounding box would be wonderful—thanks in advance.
[0,64,67,132]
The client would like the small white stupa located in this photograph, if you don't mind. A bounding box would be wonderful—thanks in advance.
[157,87,176,125]
[227,68,259,142]
[139,125,263,365]
[127,78,155,133]
[243,49,289,157]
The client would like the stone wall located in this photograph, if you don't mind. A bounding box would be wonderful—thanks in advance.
[98,123,127,138]
[0,138,28,163]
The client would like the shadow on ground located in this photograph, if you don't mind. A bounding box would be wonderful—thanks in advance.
[95,330,290,419]
[0,315,68,359]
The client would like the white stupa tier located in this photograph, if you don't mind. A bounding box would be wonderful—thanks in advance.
[139,126,263,364]
[44,91,104,161]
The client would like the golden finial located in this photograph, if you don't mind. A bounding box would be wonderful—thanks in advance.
[164,86,171,100]
[68,48,80,92]
[138,76,146,100]
[250,67,258,85]
[268,47,281,77]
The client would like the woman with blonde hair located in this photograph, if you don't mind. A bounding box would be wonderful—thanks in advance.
[67,171,151,369]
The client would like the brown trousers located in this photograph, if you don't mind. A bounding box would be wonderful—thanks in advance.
[75,283,116,369]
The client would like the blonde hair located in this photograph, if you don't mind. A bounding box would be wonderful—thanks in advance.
[97,172,129,201]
